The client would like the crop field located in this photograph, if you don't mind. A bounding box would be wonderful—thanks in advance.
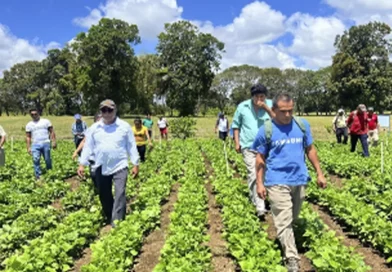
[1,135,392,272]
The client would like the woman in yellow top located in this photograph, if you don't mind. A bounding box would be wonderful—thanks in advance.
[132,118,152,162]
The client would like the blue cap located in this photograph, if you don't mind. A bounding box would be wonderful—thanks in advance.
[74,114,81,120]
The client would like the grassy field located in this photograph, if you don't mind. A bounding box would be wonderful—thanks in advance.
[0,114,390,142]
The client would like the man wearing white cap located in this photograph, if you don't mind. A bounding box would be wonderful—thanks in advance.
[72,113,87,156]
[332,109,348,144]
[347,104,369,157]
[78,99,140,226]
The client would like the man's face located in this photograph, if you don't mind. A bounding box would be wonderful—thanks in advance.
[252,93,266,106]
[100,107,116,122]
[30,111,39,121]
[273,100,294,124]
[369,110,374,115]
[135,122,142,129]
[76,119,81,123]
[339,112,343,116]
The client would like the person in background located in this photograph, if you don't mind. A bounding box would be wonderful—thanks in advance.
[143,113,154,140]
[0,125,6,167]
[215,113,229,140]
[332,109,348,144]
[78,99,139,227]
[367,107,379,147]
[26,109,57,180]
[133,118,152,162]
[157,116,169,140]
[72,114,87,156]
[232,83,274,218]
[73,113,102,191]
[253,93,326,272]
[347,104,369,157]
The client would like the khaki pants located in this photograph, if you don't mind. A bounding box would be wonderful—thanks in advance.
[241,148,266,215]
[267,185,305,260]
[0,149,4,167]
[368,129,379,146]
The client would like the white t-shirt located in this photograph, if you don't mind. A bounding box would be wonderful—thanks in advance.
[158,119,167,129]
[0,125,6,137]
[217,118,228,132]
[26,118,52,144]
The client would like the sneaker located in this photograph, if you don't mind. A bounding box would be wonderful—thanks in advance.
[286,258,299,272]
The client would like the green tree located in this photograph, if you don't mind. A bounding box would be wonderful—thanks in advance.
[157,20,224,116]
[72,18,140,113]
[331,22,392,111]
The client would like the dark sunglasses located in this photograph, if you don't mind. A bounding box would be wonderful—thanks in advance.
[101,107,114,113]
[30,113,38,117]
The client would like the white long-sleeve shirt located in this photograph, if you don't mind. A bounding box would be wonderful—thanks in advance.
[80,118,139,175]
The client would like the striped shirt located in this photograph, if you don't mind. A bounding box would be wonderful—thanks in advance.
[80,118,139,175]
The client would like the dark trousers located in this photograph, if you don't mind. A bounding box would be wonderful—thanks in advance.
[148,130,152,139]
[336,128,348,144]
[75,137,84,156]
[219,131,228,140]
[95,166,128,224]
[350,134,369,157]
[137,145,146,162]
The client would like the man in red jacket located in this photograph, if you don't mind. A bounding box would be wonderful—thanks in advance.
[347,104,369,157]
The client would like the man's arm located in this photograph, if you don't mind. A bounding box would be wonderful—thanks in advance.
[0,134,6,148]
[26,132,32,155]
[233,128,241,153]
[72,124,78,136]
[126,128,140,166]
[262,103,275,119]
[48,127,57,148]
[145,128,152,146]
[255,153,267,199]
[306,144,327,188]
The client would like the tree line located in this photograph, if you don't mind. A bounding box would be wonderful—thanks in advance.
[0,19,391,117]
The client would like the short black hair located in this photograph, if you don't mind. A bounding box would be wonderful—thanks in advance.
[250,84,268,96]
[134,117,142,124]
[29,108,39,114]
[272,93,293,108]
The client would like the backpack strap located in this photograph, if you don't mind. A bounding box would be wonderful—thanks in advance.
[293,116,308,155]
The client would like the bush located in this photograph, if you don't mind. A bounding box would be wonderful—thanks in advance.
[170,117,197,139]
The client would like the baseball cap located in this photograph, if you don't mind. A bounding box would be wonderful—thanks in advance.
[338,109,344,113]
[358,104,367,112]
[74,114,81,120]
[99,99,116,109]
[368,107,374,111]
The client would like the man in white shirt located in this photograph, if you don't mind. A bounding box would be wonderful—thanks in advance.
[157,116,169,140]
[215,113,229,140]
[78,99,140,226]
[0,125,6,166]
[26,109,57,179]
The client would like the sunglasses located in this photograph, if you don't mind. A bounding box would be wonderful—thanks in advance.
[30,113,38,117]
[101,107,114,114]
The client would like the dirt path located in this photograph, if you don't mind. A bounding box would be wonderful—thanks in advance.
[65,176,81,192]
[329,174,344,189]
[311,204,392,272]
[206,181,237,272]
[131,183,180,272]
[265,214,315,272]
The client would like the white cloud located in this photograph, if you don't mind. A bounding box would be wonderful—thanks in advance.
[0,24,56,76]
[285,13,346,69]
[73,0,183,39]
[325,0,392,25]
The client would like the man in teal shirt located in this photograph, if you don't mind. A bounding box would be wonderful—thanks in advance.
[232,83,274,218]
[142,114,154,139]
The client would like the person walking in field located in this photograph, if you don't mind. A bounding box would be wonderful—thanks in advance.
[133,118,152,162]
[347,104,369,157]
[252,93,327,272]
[157,116,169,140]
[73,113,102,191]
[26,109,57,180]
[232,83,274,218]
[332,109,348,144]
[143,113,154,140]
[72,114,87,156]
[215,113,229,140]
[78,100,139,227]
[367,107,380,147]
[0,125,6,167]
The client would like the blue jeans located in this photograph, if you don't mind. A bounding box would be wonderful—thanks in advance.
[32,143,52,178]
[350,134,369,157]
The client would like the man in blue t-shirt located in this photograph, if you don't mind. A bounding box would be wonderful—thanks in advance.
[252,93,326,272]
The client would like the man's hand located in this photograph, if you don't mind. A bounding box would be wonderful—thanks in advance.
[52,141,57,150]
[27,147,32,156]
[257,184,267,200]
[317,174,327,189]
[256,100,268,110]
[77,165,85,178]
[235,143,241,153]
[132,166,139,178]
[72,152,78,160]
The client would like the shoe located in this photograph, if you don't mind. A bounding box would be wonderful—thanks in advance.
[257,211,266,221]
[286,258,299,272]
